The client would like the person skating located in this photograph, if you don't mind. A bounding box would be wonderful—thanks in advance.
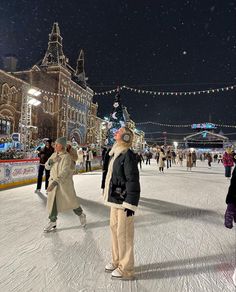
[206,152,212,168]
[101,127,140,280]
[186,150,193,171]
[224,165,236,229]
[158,148,166,173]
[35,139,54,193]
[43,137,86,232]
[136,152,144,169]
[85,146,93,172]
[223,148,234,178]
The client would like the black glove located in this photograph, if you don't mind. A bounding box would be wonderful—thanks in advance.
[124,208,135,217]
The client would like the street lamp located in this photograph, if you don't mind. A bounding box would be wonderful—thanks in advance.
[20,87,41,151]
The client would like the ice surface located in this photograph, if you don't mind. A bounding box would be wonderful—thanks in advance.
[0,161,235,291]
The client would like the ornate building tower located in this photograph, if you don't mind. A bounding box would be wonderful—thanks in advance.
[12,22,94,144]
[41,22,68,67]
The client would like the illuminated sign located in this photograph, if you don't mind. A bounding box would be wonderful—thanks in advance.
[191,123,216,129]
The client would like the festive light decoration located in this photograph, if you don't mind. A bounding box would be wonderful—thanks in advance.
[94,84,236,96]
[106,91,126,146]
[1,83,235,98]
[135,121,236,128]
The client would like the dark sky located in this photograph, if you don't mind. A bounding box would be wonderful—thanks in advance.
[0,0,235,142]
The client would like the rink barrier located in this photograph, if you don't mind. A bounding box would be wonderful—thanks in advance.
[0,157,102,190]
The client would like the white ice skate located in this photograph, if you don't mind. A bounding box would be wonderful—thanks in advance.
[43,221,57,232]
[79,213,86,227]
[233,268,236,286]
[105,263,117,272]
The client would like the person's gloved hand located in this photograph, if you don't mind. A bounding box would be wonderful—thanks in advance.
[124,208,135,217]
[47,181,58,192]
[224,203,236,229]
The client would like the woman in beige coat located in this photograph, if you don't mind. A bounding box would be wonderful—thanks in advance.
[43,137,86,232]
[158,148,166,173]
[186,150,193,171]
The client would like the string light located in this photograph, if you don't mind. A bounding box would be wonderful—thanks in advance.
[94,84,236,96]
[1,84,235,98]
[135,121,236,128]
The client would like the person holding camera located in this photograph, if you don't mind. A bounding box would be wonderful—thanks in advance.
[101,127,140,280]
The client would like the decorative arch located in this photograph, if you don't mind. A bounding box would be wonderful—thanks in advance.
[70,129,83,144]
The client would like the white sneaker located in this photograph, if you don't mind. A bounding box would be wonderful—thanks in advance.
[111,268,122,278]
[111,268,135,280]
[79,213,86,227]
[44,221,57,232]
[105,263,117,272]
[35,189,41,194]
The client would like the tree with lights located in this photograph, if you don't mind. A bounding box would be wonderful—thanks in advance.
[106,89,127,146]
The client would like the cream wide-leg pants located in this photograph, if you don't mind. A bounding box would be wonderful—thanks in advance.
[110,207,135,278]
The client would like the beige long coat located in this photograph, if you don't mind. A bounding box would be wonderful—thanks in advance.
[45,150,80,214]
[158,151,166,168]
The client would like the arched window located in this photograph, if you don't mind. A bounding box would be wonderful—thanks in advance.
[11,86,17,102]
[49,98,53,113]
[1,83,11,101]
[43,96,48,112]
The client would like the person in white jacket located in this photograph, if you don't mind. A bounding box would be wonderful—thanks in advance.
[43,137,86,232]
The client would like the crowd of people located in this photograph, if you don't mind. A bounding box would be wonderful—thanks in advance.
[134,147,236,177]
[33,130,236,283]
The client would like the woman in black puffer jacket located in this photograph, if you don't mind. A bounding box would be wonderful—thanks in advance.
[101,127,140,280]
[225,161,236,229]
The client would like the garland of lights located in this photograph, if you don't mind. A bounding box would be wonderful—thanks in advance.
[1,83,236,129]
[1,83,235,98]
[94,84,236,96]
[135,121,236,128]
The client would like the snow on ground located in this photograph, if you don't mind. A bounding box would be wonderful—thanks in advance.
[0,160,235,292]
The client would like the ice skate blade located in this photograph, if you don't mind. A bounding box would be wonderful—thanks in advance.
[111,275,135,281]
[105,268,115,273]
[43,227,57,233]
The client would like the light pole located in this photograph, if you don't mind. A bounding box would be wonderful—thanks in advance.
[20,87,41,151]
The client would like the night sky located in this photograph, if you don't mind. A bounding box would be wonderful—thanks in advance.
[0,0,235,142]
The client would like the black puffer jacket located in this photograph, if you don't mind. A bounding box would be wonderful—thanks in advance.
[38,146,54,164]
[226,166,236,204]
[102,148,140,208]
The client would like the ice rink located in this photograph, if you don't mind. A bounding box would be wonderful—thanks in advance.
[0,160,235,292]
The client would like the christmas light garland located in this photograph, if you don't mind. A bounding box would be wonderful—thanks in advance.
[94,84,236,96]
[136,121,236,128]
[1,83,235,98]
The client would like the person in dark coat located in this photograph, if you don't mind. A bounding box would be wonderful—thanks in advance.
[225,163,236,229]
[101,127,140,280]
[136,152,144,169]
[35,139,54,193]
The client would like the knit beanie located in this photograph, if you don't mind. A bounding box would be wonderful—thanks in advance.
[55,136,67,147]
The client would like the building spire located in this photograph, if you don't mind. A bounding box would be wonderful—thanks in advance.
[75,49,86,88]
[41,22,67,67]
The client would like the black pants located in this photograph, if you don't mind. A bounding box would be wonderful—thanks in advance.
[37,164,50,190]
[86,160,91,172]
[167,159,171,168]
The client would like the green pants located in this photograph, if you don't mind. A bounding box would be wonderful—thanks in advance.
[49,198,83,222]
